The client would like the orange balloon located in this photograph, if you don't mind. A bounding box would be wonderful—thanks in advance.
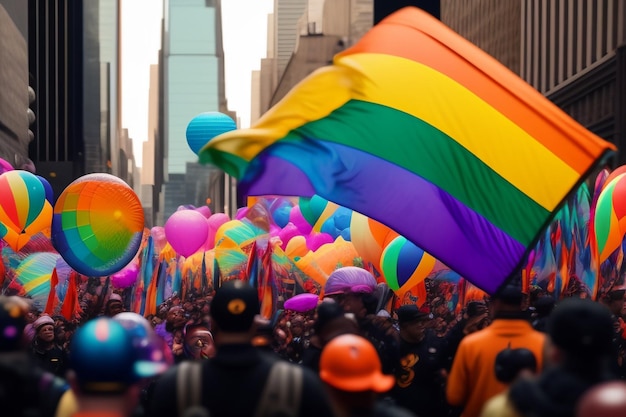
[285,235,309,259]
[294,237,360,287]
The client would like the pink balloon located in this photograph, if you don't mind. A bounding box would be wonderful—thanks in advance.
[289,205,313,234]
[306,231,334,251]
[235,207,248,220]
[269,224,281,237]
[194,206,212,218]
[164,210,209,257]
[151,226,168,252]
[111,263,140,289]
[278,222,302,250]
[204,213,231,250]
[0,158,13,175]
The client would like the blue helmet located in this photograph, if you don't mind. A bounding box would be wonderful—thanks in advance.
[112,312,172,378]
[69,317,139,393]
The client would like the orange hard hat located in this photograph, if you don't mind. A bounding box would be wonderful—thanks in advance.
[319,334,395,392]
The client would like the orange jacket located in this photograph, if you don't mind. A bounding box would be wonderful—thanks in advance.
[446,319,546,417]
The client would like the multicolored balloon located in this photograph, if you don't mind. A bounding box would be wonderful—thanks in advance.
[0,170,51,251]
[380,235,436,295]
[51,173,145,276]
[594,172,626,262]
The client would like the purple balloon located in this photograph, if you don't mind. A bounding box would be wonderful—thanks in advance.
[283,293,320,312]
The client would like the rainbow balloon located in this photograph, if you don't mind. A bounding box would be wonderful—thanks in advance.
[380,235,436,294]
[594,173,626,262]
[0,170,52,251]
[51,173,145,276]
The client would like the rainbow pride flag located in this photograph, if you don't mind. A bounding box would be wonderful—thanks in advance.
[199,7,615,294]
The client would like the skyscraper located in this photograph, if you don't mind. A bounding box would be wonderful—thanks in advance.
[160,0,233,221]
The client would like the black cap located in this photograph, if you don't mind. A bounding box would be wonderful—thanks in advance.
[493,282,524,305]
[547,297,614,357]
[210,280,260,332]
[396,305,432,324]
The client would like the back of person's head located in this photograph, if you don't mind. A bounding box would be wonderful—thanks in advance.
[210,279,260,333]
[533,296,555,317]
[112,312,173,372]
[492,282,524,308]
[576,381,626,417]
[69,316,167,395]
[314,300,359,344]
[319,334,394,393]
[546,297,614,375]
[494,347,537,383]
[0,295,30,352]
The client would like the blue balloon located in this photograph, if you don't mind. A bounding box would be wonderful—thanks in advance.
[36,175,54,205]
[320,217,340,239]
[273,205,292,228]
[186,112,237,155]
[332,207,353,230]
[340,228,351,241]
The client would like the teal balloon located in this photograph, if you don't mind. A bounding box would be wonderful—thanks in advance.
[186,112,237,155]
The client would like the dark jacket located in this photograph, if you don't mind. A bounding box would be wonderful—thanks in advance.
[148,343,334,417]
[508,366,615,417]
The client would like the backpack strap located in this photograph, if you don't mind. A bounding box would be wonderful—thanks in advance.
[255,360,303,417]
[177,361,204,417]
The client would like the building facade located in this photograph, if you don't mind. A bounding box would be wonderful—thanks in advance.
[442,0,626,165]
[27,0,130,200]
[0,1,30,170]
[160,0,234,222]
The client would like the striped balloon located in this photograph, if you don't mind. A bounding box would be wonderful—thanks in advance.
[380,235,436,295]
[594,172,626,262]
[0,170,47,235]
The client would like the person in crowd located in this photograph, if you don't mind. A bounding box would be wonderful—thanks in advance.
[0,295,68,417]
[148,279,335,417]
[483,297,618,417]
[23,305,41,342]
[388,304,449,417]
[52,316,72,351]
[31,314,69,377]
[301,300,360,373]
[179,321,216,361]
[154,305,189,356]
[319,333,416,417]
[441,300,491,371]
[103,293,126,317]
[324,266,400,374]
[56,316,169,417]
[530,296,555,333]
[479,348,538,417]
[601,286,626,378]
[446,282,546,417]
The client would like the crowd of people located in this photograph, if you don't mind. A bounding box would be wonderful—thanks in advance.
[3,265,626,417]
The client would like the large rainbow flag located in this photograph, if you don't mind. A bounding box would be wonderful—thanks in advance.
[199,7,615,294]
